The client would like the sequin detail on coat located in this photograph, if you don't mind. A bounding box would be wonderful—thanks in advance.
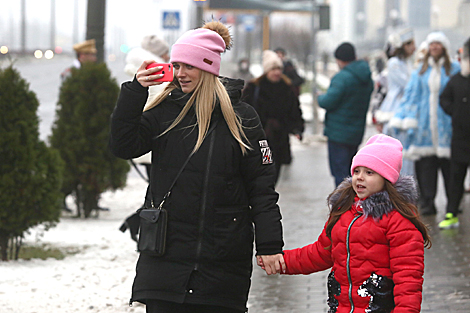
[327,271,341,313]
[358,272,395,313]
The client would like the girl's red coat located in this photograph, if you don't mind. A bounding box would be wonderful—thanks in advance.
[283,203,424,313]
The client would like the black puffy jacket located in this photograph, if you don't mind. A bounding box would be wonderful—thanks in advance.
[109,77,284,311]
[439,72,470,163]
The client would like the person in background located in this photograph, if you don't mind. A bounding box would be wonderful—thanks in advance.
[375,28,416,175]
[125,35,170,77]
[242,50,304,184]
[274,47,305,97]
[370,41,394,131]
[259,134,431,313]
[124,35,170,179]
[109,21,284,313]
[232,58,254,88]
[318,42,374,187]
[454,46,470,194]
[59,39,101,213]
[118,35,171,241]
[390,31,460,216]
[375,28,415,134]
[438,38,470,229]
[60,39,97,81]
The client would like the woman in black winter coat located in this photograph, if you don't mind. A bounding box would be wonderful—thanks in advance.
[438,37,470,229]
[242,50,304,184]
[109,22,285,313]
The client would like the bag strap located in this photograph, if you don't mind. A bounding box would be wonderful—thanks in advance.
[153,118,219,209]
[129,159,149,183]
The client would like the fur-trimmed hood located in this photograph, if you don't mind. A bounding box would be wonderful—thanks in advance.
[329,175,418,219]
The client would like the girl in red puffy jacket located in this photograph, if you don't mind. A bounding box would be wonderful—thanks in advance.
[258,134,431,313]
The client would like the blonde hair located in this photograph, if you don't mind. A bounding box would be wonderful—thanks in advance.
[144,72,251,154]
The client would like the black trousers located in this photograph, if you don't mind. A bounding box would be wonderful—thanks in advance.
[145,299,245,313]
[446,159,469,216]
[414,156,451,209]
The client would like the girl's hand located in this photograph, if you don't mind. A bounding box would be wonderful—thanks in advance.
[257,254,286,275]
[136,60,164,87]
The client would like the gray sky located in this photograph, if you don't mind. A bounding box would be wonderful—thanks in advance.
[0,0,191,52]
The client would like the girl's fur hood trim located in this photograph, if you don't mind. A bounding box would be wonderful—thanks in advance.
[329,175,418,219]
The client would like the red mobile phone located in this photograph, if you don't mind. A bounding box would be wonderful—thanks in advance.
[145,63,174,82]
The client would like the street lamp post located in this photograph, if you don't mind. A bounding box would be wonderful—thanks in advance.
[50,0,56,51]
[311,0,319,134]
[86,0,106,63]
[21,0,26,55]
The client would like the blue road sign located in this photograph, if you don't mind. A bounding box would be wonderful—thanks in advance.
[241,15,256,32]
[163,11,180,30]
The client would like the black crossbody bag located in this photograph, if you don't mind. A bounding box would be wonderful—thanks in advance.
[137,120,218,256]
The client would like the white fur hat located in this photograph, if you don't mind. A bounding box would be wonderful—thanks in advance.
[141,35,169,57]
[388,28,414,50]
[426,31,451,53]
[416,41,429,62]
[262,50,283,73]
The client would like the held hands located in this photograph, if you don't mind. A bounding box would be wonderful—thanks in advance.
[256,254,286,275]
[136,60,164,87]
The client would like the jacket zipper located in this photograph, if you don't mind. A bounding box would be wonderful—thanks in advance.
[194,126,217,271]
[346,212,362,313]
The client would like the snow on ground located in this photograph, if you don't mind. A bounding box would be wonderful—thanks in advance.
[0,172,149,313]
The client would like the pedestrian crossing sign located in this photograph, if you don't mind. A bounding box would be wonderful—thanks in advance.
[163,11,180,30]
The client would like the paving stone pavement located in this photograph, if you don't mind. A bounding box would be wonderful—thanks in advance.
[247,126,470,313]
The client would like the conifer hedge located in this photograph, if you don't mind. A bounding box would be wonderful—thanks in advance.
[50,62,129,218]
[0,65,64,261]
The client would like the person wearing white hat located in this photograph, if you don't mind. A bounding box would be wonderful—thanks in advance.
[374,28,416,175]
[390,31,461,216]
[124,35,170,180]
[242,50,304,184]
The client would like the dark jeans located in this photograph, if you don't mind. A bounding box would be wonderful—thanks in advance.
[145,299,245,313]
[414,156,451,210]
[446,159,469,216]
[328,140,358,186]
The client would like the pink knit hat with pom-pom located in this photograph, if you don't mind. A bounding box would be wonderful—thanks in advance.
[351,134,403,184]
[170,28,226,76]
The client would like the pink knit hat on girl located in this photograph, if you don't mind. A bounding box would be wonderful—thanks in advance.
[350,134,403,184]
[170,28,226,76]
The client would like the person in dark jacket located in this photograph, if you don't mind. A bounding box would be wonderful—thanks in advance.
[242,50,304,184]
[438,37,470,229]
[109,21,284,313]
[275,47,305,97]
[318,42,374,186]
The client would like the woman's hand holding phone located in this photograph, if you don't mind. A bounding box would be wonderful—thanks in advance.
[136,60,173,87]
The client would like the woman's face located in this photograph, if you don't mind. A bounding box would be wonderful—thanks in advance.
[403,40,416,57]
[429,42,445,59]
[266,67,282,83]
[173,62,202,93]
[352,166,386,199]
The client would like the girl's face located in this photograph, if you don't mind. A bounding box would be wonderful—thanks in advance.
[266,67,282,83]
[173,62,202,93]
[403,40,416,57]
[429,42,445,59]
[352,166,386,199]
